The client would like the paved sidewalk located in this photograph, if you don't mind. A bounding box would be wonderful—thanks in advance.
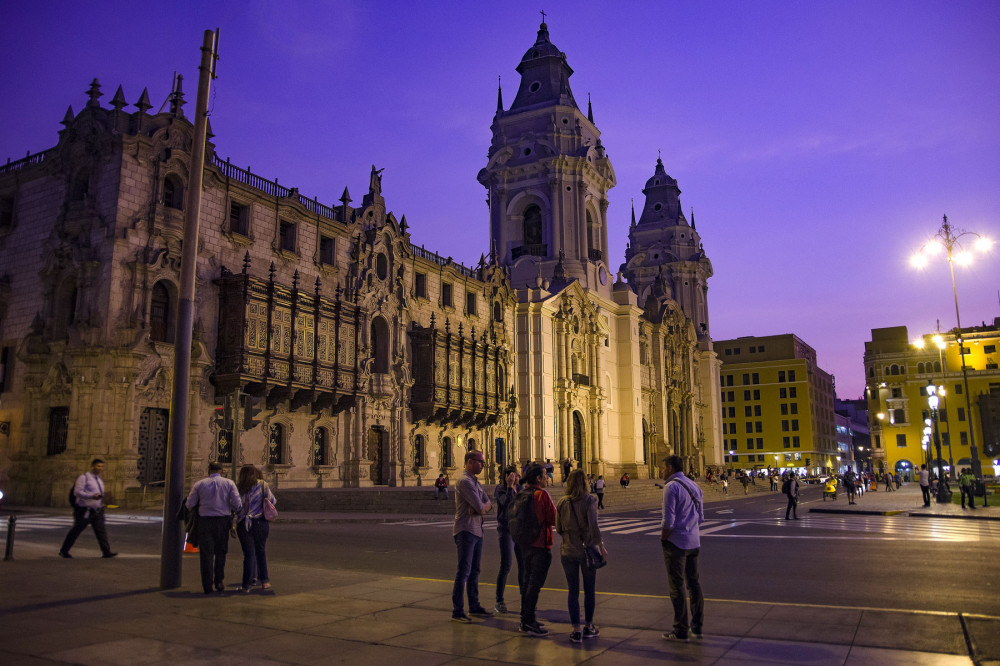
[2,545,997,665]
[807,482,999,520]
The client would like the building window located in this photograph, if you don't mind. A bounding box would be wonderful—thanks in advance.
[442,283,453,308]
[789,370,796,381]
[523,204,542,245]
[414,435,426,468]
[163,174,183,209]
[789,387,797,398]
[371,316,389,374]
[756,438,764,449]
[955,384,963,395]
[754,405,761,416]
[493,301,503,322]
[896,433,906,448]
[742,373,750,385]
[755,421,763,433]
[279,220,297,253]
[268,423,284,464]
[726,375,734,387]
[319,236,335,266]
[743,390,750,401]
[70,169,90,202]
[792,419,799,431]
[229,201,249,236]
[782,420,789,432]
[793,436,800,448]
[728,407,735,418]
[47,407,69,456]
[149,281,174,343]
[0,346,13,393]
[960,431,969,446]
[466,292,477,316]
[790,403,798,415]
[442,437,453,469]
[720,392,726,403]
[746,438,754,450]
[727,391,734,401]
[0,196,13,229]
[375,253,388,280]
[957,408,965,421]
[745,422,753,434]
[759,345,765,352]
[752,373,759,384]
[750,346,756,353]
[313,427,328,466]
[778,371,786,382]
[753,390,760,400]
[415,272,427,298]
[781,404,788,415]
[745,406,752,417]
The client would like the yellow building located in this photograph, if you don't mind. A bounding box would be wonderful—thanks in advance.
[713,335,838,475]
[864,321,1000,479]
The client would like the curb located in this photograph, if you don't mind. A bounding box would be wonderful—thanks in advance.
[809,508,905,516]
[909,511,1000,521]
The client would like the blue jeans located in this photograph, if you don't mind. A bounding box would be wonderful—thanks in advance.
[452,531,483,614]
[237,518,270,588]
[496,529,523,603]
[561,556,596,627]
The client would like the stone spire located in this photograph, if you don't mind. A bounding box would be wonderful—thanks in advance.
[587,92,594,123]
[86,78,102,108]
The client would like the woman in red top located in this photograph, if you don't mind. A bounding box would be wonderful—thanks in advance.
[517,463,556,636]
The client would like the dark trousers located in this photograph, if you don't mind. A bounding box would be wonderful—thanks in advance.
[518,545,552,625]
[236,518,270,588]
[663,540,703,637]
[596,492,604,509]
[846,484,856,503]
[785,494,798,519]
[60,508,112,555]
[496,529,522,603]
[197,515,231,593]
[920,485,931,506]
[452,531,483,614]
[961,486,975,509]
[561,556,596,627]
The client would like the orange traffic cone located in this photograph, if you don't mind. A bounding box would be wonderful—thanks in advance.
[183,533,199,553]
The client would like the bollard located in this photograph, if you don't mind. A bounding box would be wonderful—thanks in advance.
[3,514,15,561]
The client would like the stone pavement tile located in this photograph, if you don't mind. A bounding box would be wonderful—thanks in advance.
[382,621,511,656]
[854,611,967,654]
[347,585,445,604]
[253,591,364,616]
[407,592,454,612]
[303,615,423,642]
[94,611,283,649]
[43,636,230,666]
[746,618,858,645]
[719,637,850,664]
[620,628,734,658]
[762,604,863,627]
[285,595,401,617]
[373,605,456,624]
[312,581,386,597]
[304,643,455,665]
[179,603,335,631]
[468,633,608,664]
[0,650,62,665]
[845,645,973,665]
[705,600,772,620]
[217,630,365,665]
[595,594,668,612]
[1,625,134,658]
[964,616,1000,663]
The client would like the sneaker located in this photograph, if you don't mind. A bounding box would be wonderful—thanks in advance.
[519,622,548,636]
[468,606,493,617]
[58,551,72,559]
[691,630,703,639]
[102,552,118,559]
[494,601,508,614]
[451,613,472,624]
[662,631,689,642]
[569,630,583,643]
[583,625,600,639]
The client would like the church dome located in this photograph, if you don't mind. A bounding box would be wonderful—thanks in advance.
[519,22,564,63]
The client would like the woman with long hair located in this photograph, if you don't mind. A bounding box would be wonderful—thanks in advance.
[235,464,276,592]
[556,468,607,643]
[492,464,522,614]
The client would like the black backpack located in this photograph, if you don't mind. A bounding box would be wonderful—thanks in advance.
[781,478,792,495]
[68,484,79,508]
[507,487,540,548]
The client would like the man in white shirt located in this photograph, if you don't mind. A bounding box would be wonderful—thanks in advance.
[187,461,241,593]
[60,459,116,558]
[918,464,931,507]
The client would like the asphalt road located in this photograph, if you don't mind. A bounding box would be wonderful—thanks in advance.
[11,484,999,615]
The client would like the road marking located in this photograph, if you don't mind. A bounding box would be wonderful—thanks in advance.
[0,514,164,533]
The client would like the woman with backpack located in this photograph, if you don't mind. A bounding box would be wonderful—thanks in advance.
[556,469,607,644]
[235,464,276,592]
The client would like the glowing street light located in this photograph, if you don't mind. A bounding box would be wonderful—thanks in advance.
[911,215,993,477]
[927,383,950,503]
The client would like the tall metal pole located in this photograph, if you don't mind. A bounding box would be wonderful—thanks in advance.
[160,29,217,589]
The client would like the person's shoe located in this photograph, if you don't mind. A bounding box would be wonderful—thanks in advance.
[58,551,72,558]
[583,625,600,639]
[662,631,689,642]
[691,629,703,639]
[451,613,472,624]
[519,622,548,636]
[238,586,252,594]
[102,552,118,559]
[214,584,225,593]
[494,601,508,614]
[468,606,493,617]
[260,582,272,590]
[569,630,583,643]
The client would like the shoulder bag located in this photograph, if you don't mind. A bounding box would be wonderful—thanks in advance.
[571,498,606,570]
[261,481,278,521]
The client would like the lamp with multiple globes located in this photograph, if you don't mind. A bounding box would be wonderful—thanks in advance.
[910,215,993,478]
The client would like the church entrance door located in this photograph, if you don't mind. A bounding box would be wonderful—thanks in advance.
[138,408,169,486]
[572,411,584,465]
[369,426,391,485]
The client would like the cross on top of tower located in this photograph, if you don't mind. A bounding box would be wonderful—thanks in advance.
[540,9,546,24]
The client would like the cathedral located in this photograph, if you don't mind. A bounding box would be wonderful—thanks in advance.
[0,21,721,506]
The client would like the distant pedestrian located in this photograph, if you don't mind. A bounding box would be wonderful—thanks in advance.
[895,471,901,490]
[516,463,556,636]
[959,468,976,510]
[620,473,630,489]
[186,461,241,594]
[721,474,729,495]
[493,465,522,614]
[545,459,555,483]
[557,469,606,644]
[59,458,117,559]
[659,455,705,642]
[918,464,931,507]
[435,473,450,500]
[451,450,493,623]
[843,470,857,505]
[595,475,605,509]
[884,472,893,492]
[783,472,799,520]
[235,465,275,592]
[562,457,572,484]
[740,473,750,495]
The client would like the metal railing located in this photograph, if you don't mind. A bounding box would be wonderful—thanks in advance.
[0,150,52,176]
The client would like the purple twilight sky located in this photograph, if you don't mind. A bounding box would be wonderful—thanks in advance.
[2,0,998,399]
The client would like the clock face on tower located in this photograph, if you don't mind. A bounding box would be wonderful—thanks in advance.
[599,266,608,285]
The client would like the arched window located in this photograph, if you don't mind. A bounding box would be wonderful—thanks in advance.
[149,281,174,343]
[70,169,90,202]
[442,436,453,469]
[933,361,941,373]
[493,301,502,322]
[52,278,78,339]
[371,316,389,374]
[414,434,426,467]
[268,423,284,464]
[163,174,183,210]
[313,427,327,466]
[523,204,542,245]
[468,438,477,451]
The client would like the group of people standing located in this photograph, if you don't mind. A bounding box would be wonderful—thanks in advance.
[450,451,705,645]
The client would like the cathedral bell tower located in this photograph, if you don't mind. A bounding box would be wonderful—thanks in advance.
[477,21,617,295]
[622,157,714,342]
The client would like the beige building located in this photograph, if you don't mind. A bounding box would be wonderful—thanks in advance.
[713,335,839,474]
[0,21,721,505]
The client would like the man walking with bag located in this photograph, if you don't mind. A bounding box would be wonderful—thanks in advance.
[59,459,117,559]
[660,455,705,642]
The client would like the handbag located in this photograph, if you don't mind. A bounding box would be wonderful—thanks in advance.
[571,498,606,570]
[260,481,278,521]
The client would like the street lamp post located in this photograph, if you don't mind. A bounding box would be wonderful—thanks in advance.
[927,383,950,503]
[911,215,993,478]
